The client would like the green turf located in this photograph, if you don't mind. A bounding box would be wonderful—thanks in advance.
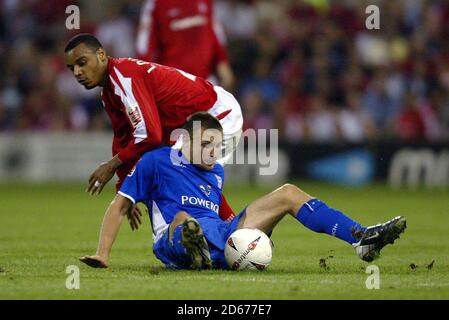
[0,181,448,299]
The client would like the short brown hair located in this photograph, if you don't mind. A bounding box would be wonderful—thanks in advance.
[182,112,223,137]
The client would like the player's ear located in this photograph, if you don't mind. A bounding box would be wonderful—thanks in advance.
[97,47,106,62]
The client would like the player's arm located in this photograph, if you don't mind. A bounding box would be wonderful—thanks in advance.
[81,154,155,267]
[117,62,165,165]
[79,194,133,268]
[136,0,160,62]
[88,65,163,195]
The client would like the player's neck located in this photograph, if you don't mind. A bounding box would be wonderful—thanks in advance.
[98,58,110,87]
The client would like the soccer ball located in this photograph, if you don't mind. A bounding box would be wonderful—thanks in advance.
[224,228,273,271]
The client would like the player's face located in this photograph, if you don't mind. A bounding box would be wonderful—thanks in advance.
[65,43,108,89]
[191,127,223,171]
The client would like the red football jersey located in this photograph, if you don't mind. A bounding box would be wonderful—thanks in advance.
[136,0,229,79]
[101,57,217,167]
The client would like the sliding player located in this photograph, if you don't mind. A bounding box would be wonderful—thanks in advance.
[80,113,406,270]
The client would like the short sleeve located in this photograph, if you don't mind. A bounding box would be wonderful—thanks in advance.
[118,152,156,204]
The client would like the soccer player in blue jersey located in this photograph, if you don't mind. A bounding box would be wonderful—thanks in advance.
[80,112,406,270]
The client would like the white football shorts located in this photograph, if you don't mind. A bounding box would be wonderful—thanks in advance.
[173,85,243,166]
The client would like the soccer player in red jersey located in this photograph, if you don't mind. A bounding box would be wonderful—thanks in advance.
[64,33,241,222]
[136,0,235,90]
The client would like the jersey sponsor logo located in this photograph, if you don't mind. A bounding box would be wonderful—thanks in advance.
[199,184,211,197]
[181,195,219,214]
[127,105,143,128]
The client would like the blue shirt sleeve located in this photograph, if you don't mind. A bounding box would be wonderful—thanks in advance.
[118,152,157,204]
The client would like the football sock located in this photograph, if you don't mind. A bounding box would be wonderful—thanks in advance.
[295,199,366,245]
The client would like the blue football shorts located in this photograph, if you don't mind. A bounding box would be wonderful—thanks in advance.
[153,209,246,270]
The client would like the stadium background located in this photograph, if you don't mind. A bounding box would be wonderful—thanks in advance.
[0,0,448,299]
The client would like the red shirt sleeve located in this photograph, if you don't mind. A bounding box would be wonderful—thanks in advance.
[117,117,162,166]
[219,194,236,222]
[110,61,163,166]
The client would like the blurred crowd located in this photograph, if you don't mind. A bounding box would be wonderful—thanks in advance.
[1,0,449,144]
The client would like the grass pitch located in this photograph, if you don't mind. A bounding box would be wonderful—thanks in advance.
[0,181,448,299]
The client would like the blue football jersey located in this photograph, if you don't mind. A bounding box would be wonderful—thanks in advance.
[118,147,225,242]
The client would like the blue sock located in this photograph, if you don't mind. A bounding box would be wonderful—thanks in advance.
[296,199,366,245]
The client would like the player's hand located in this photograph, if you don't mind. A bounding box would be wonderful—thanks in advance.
[79,255,108,268]
[127,205,143,231]
[87,162,116,195]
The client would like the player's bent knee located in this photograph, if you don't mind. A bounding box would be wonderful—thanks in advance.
[280,183,297,193]
[175,211,190,218]
[277,184,299,199]
[173,211,190,222]
[267,184,298,213]
[277,184,312,207]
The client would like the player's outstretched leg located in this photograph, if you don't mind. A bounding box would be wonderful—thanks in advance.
[170,212,212,270]
[238,184,406,261]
